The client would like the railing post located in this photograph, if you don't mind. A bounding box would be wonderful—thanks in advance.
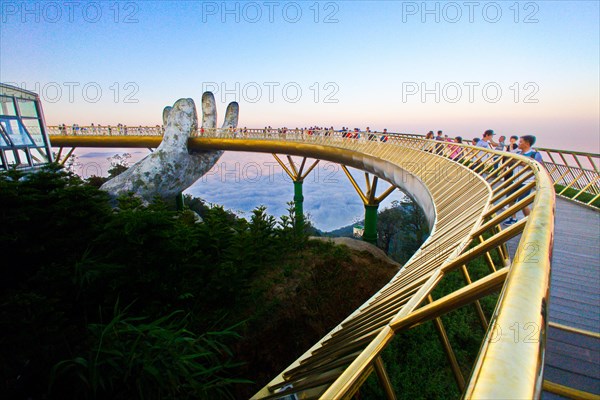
[374,356,397,400]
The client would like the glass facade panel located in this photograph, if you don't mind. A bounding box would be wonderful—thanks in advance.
[17,99,38,118]
[0,132,8,147]
[0,96,17,116]
[0,118,34,146]
[22,119,44,145]
[30,147,50,163]
[0,84,53,170]
[4,150,17,165]
[16,149,30,166]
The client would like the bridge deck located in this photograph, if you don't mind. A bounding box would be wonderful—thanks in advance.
[510,197,600,398]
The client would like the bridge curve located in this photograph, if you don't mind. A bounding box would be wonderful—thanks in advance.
[49,129,555,399]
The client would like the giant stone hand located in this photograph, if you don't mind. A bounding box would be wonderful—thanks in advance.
[100,92,238,202]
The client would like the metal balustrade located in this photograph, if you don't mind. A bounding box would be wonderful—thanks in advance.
[537,147,600,207]
[48,127,556,399]
[47,124,164,137]
[47,125,598,208]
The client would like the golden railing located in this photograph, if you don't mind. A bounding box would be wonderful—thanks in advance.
[47,125,164,136]
[536,147,599,207]
[48,127,555,399]
[49,125,596,207]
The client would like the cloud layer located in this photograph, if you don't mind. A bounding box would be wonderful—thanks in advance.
[70,149,408,232]
[184,152,408,231]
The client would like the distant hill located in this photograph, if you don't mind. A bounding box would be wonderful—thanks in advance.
[320,220,363,238]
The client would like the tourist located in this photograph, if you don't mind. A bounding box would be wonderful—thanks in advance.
[366,126,377,141]
[502,135,520,180]
[503,135,544,225]
[380,128,389,142]
[471,129,496,169]
[495,135,506,151]
[434,130,444,154]
[449,136,463,159]
[507,135,519,152]
[493,135,507,169]
[424,131,435,151]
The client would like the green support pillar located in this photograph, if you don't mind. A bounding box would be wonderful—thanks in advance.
[272,154,320,233]
[340,165,397,246]
[363,204,379,244]
[293,180,305,229]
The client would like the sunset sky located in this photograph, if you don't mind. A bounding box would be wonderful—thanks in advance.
[2,0,598,151]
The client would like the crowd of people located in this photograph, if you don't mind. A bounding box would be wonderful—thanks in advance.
[257,126,390,140]
[55,122,543,225]
[485,132,543,226]
[58,123,164,136]
[217,126,543,228]
[424,128,543,226]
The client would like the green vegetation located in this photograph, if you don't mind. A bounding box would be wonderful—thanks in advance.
[554,184,600,208]
[377,200,429,264]
[1,162,505,399]
[0,164,397,399]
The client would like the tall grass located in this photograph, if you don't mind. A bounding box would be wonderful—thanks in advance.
[51,303,249,399]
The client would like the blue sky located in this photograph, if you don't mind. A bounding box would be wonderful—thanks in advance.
[2,1,598,150]
[2,1,599,229]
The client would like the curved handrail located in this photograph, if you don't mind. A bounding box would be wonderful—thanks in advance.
[48,125,596,206]
[48,127,555,399]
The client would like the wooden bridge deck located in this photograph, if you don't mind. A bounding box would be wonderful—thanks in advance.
[508,197,599,398]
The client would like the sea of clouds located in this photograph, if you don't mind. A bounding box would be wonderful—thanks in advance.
[71,149,408,232]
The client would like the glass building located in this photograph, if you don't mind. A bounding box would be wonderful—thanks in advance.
[0,83,53,170]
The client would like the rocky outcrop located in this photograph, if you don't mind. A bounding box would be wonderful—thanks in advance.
[310,236,403,269]
[100,92,238,202]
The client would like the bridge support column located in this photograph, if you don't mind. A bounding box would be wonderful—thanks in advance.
[293,180,305,228]
[341,166,397,245]
[55,147,77,166]
[273,154,320,232]
[363,204,379,244]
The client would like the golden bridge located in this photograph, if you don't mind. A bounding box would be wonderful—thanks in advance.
[40,125,599,400]
[1,82,597,399]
